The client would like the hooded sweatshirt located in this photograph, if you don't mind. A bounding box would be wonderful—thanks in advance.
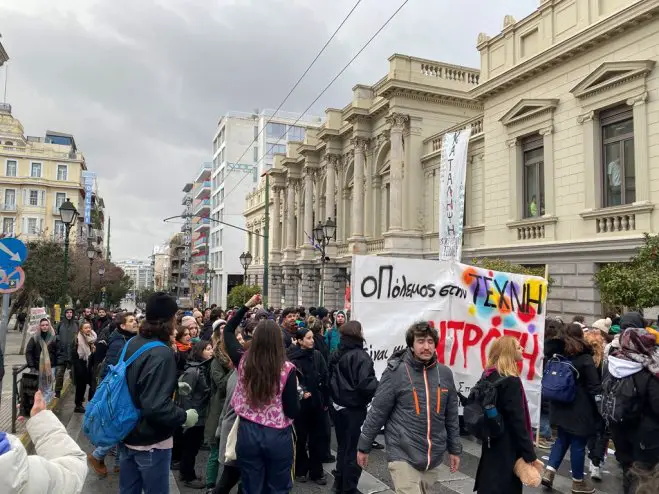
[0,411,87,494]
[607,355,643,379]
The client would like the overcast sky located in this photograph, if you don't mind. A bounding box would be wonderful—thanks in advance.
[0,0,537,261]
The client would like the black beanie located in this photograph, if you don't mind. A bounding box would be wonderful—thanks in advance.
[145,292,178,322]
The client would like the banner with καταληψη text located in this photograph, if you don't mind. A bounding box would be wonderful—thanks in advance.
[351,255,547,426]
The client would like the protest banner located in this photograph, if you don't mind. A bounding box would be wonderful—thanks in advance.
[351,255,548,425]
[438,128,471,261]
[27,307,47,335]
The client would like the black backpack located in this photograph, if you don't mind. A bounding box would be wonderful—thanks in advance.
[599,371,643,425]
[463,375,506,446]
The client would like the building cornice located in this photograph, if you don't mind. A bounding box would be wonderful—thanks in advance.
[471,1,659,99]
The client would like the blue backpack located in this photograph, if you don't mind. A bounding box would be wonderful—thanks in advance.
[83,339,166,447]
[542,354,579,403]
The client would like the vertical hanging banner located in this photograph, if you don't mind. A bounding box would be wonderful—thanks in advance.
[81,171,96,225]
[351,255,548,426]
[438,128,471,261]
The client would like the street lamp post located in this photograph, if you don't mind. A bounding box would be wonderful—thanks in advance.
[86,243,96,305]
[98,263,105,307]
[239,251,252,285]
[208,268,216,305]
[312,217,336,307]
[59,199,78,302]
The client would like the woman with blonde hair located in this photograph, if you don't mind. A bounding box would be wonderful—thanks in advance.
[584,329,608,480]
[473,336,542,494]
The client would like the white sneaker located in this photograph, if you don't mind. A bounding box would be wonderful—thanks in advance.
[590,463,602,481]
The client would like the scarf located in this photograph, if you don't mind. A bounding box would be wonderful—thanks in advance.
[176,340,192,352]
[613,327,659,378]
[77,330,97,362]
[36,329,54,397]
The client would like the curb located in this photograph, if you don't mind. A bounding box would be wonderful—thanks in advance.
[18,379,72,448]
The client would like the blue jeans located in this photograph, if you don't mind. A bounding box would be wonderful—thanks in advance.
[547,426,588,480]
[236,419,293,494]
[93,444,118,468]
[539,413,552,439]
[118,444,172,494]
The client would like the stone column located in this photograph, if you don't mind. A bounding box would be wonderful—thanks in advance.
[506,138,520,220]
[314,171,322,224]
[364,147,373,238]
[285,180,296,250]
[336,159,345,242]
[373,175,382,238]
[578,111,597,209]
[325,156,337,225]
[628,92,650,203]
[271,186,282,252]
[350,138,367,239]
[540,125,555,215]
[386,113,409,231]
[296,182,303,248]
[304,169,314,239]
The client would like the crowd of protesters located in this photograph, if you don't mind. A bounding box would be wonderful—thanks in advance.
[6,294,656,494]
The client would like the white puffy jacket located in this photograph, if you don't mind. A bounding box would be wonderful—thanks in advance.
[0,410,87,493]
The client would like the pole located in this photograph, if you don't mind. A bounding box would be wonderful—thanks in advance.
[203,234,209,308]
[0,294,10,355]
[63,224,71,302]
[88,259,93,305]
[263,172,270,307]
[106,216,111,262]
[319,257,325,307]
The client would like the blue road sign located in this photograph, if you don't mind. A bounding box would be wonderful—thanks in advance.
[0,237,27,270]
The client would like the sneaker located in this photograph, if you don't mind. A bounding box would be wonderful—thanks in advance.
[571,478,596,493]
[295,475,308,483]
[74,405,85,414]
[312,475,328,486]
[541,468,555,489]
[589,462,602,481]
[371,441,384,450]
[537,438,555,450]
[182,478,206,489]
[87,453,108,477]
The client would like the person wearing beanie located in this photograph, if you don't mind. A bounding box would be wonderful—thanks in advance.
[591,317,612,335]
[54,306,79,398]
[325,310,347,354]
[181,316,201,343]
[118,292,199,494]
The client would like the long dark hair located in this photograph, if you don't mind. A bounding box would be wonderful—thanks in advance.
[563,323,588,356]
[242,319,286,408]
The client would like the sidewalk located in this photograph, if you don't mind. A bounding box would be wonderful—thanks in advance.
[1,327,28,433]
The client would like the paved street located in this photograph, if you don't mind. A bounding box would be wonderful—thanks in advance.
[46,391,622,494]
[1,325,30,434]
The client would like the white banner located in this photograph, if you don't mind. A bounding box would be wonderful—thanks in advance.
[351,255,547,426]
[438,129,471,261]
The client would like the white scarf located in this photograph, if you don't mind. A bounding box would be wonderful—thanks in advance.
[77,330,97,362]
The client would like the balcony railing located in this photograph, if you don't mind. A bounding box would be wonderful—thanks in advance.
[194,199,210,214]
[366,239,384,254]
[423,115,484,157]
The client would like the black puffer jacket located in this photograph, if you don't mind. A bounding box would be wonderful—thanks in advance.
[25,332,58,370]
[545,339,601,437]
[313,333,330,363]
[122,335,187,446]
[178,358,212,428]
[328,335,377,409]
[55,316,78,364]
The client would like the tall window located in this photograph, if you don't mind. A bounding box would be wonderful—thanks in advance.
[522,135,544,218]
[266,123,287,139]
[54,220,66,237]
[4,189,15,208]
[55,192,66,209]
[2,218,14,235]
[29,190,39,206]
[57,164,68,181]
[27,218,38,235]
[253,147,258,162]
[30,162,42,178]
[6,160,16,177]
[601,106,634,207]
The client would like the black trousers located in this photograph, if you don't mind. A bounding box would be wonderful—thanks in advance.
[587,421,610,467]
[179,426,205,481]
[294,403,325,480]
[73,359,94,406]
[213,464,242,494]
[334,407,367,494]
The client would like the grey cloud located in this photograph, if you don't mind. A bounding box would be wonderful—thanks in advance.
[0,0,538,259]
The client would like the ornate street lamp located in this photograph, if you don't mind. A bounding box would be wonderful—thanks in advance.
[239,251,252,284]
[312,217,336,307]
[59,199,78,301]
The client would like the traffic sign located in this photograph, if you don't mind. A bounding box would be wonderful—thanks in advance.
[0,237,27,270]
[0,266,25,294]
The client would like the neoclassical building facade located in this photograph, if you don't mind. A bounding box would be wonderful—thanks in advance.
[245,0,659,317]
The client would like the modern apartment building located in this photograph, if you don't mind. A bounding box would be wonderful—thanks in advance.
[208,109,322,308]
[244,0,659,319]
[0,104,104,247]
[190,162,212,304]
[116,259,154,292]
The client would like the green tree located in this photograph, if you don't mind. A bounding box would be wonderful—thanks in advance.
[21,239,66,307]
[227,284,261,309]
[594,233,659,309]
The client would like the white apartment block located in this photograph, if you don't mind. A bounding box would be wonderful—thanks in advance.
[116,259,154,292]
[208,110,321,308]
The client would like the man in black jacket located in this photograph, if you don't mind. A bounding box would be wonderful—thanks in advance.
[117,292,198,494]
[200,308,221,341]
